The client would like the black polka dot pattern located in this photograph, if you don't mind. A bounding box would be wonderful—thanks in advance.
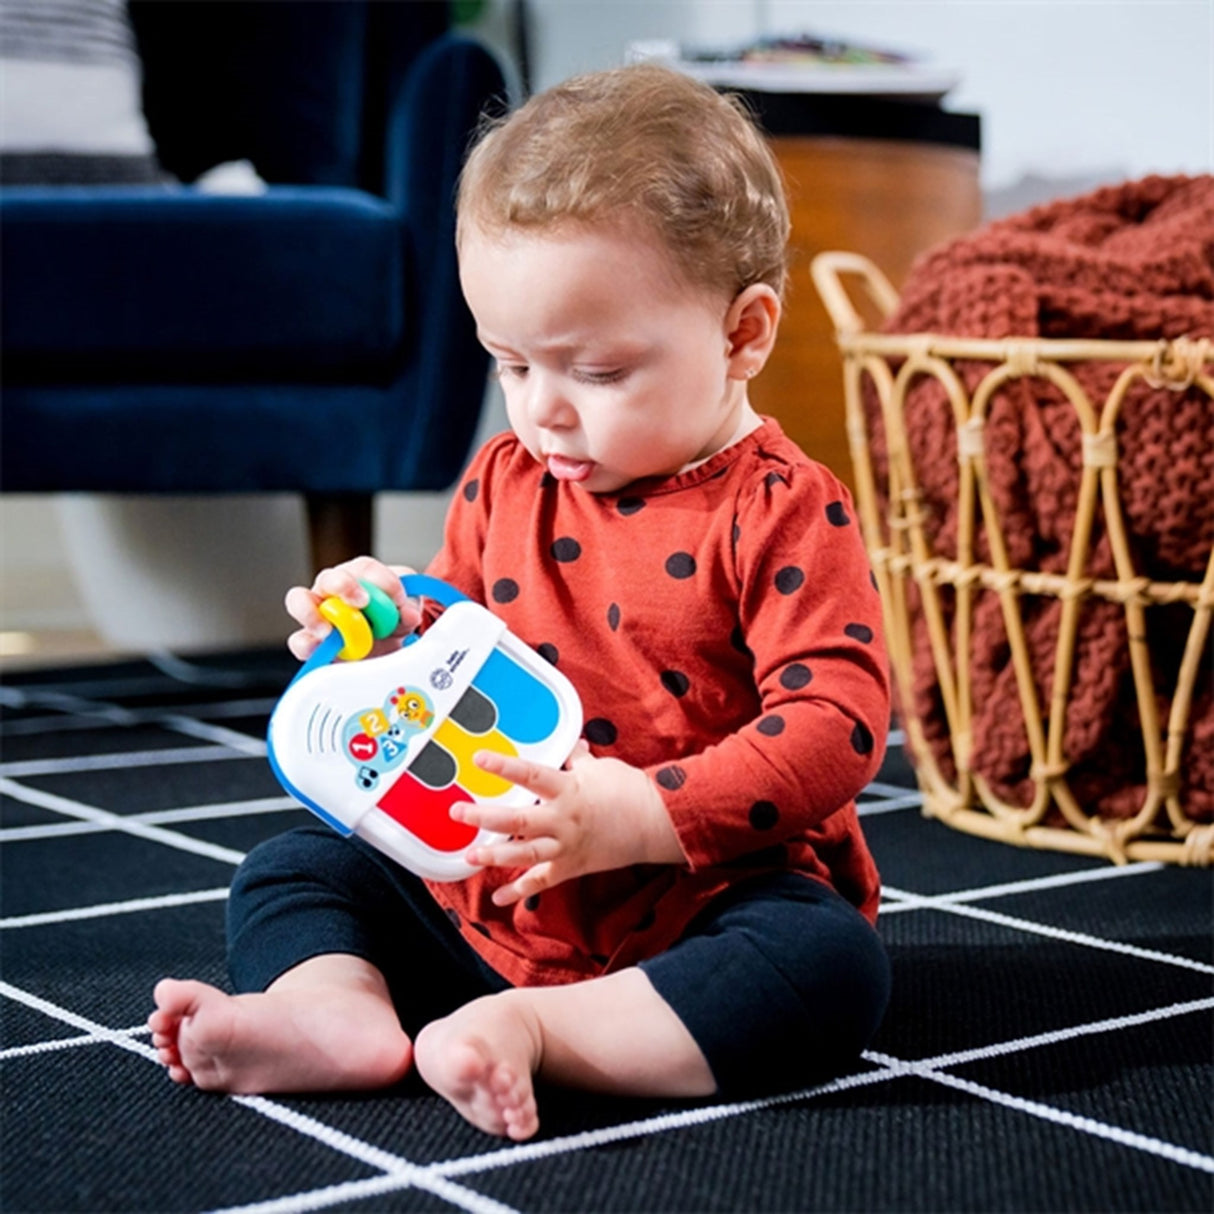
[470,921,491,938]
[656,765,687,790]
[749,800,780,830]
[780,663,813,690]
[584,718,618,746]
[845,623,874,644]
[524,894,541,911]
[775,566,805,595]
[851,722,875,755]
[617,497,646,516]
[756,714,785,736]
[660,670,690,697]
[826,500,850,527]
[551,537,582,562]
[462,479,479,502]
[491,578,519,604]
[607,603,621,631]
[665,552,696,579]
[537,642,559,665]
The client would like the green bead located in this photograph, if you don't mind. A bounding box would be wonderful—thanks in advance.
[358,579,401,640]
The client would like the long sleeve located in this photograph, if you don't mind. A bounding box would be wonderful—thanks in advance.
[645,465,890,870]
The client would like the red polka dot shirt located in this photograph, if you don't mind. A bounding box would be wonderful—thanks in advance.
[424,418,890,987]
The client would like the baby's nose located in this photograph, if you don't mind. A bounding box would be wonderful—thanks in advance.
[527,374,576,429]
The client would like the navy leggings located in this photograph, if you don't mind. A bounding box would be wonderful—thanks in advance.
[227,826,891,1096]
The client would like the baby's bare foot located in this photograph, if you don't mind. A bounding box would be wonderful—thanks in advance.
[148,975,412,1094]
[414,992,542,1140]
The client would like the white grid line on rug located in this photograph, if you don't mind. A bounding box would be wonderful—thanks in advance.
[206,1067,907,1214]
[0,977,523,1214]
[202,994,1214,1214]
[232,1095,524,1214]
[0,776,249,865]
[866,1047,1214,1174]
[915,996,1214,1071]
[880,862,1165,908]
[856,791,925,815]
[0,696,279,737]
[884,887,1214,975]
[147,652,284,689]
[0,795,299,844]
[0,744,261,779]
[1,684,270,754]
[859,780,921,800]
[1,667,270,704]
[1,887,231,930]
[1,1021,151,1062]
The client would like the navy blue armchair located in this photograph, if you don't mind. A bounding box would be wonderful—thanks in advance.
[0,1,506,569]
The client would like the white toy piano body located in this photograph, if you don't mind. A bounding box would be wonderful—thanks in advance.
[267,576,583,881]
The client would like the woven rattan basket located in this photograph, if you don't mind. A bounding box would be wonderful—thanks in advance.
[812,251,1213,866]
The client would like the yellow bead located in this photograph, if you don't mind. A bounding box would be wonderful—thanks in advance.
[318,597,374,661]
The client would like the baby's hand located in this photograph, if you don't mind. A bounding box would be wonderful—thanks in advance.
[452,742,686,906]
[284,556,421,661]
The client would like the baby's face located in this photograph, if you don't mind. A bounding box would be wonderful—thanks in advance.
[459,221,750,494]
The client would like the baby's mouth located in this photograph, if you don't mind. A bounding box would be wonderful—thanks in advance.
[546,454,595,482]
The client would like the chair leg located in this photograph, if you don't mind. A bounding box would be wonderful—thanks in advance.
[305,492,374,573]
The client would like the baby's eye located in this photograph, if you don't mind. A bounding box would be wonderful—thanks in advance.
[494,362,528,381]
[573,367,628,385]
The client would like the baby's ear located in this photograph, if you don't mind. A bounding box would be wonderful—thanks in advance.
[725,284,781,380]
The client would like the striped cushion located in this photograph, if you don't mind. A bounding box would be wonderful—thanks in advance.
[0,0,166,184]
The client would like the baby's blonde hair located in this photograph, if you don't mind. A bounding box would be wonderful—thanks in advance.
[457,64,790,301]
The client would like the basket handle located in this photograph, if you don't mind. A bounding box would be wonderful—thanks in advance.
[810,252,901,336]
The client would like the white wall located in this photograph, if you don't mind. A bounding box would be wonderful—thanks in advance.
[526,0,1213,195]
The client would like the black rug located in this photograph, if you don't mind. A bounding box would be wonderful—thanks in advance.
[2,650,1211,1213]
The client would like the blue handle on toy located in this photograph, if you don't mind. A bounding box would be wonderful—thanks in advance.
[300,574,470,679]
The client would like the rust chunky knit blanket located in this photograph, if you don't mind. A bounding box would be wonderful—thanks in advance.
[873,174,1214,822]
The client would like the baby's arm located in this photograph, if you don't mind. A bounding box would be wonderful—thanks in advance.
[652,471,890,869]
[454,743,684,907]
[283,556,421,661]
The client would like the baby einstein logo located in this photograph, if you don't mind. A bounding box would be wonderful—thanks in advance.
[430,647,469,691]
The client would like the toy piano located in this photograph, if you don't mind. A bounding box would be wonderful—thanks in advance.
[267,574,583,881]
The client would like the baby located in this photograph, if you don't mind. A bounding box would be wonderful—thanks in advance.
[150,63,892,1141]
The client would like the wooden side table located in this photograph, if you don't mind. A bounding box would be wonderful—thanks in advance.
[739,93,983,491]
